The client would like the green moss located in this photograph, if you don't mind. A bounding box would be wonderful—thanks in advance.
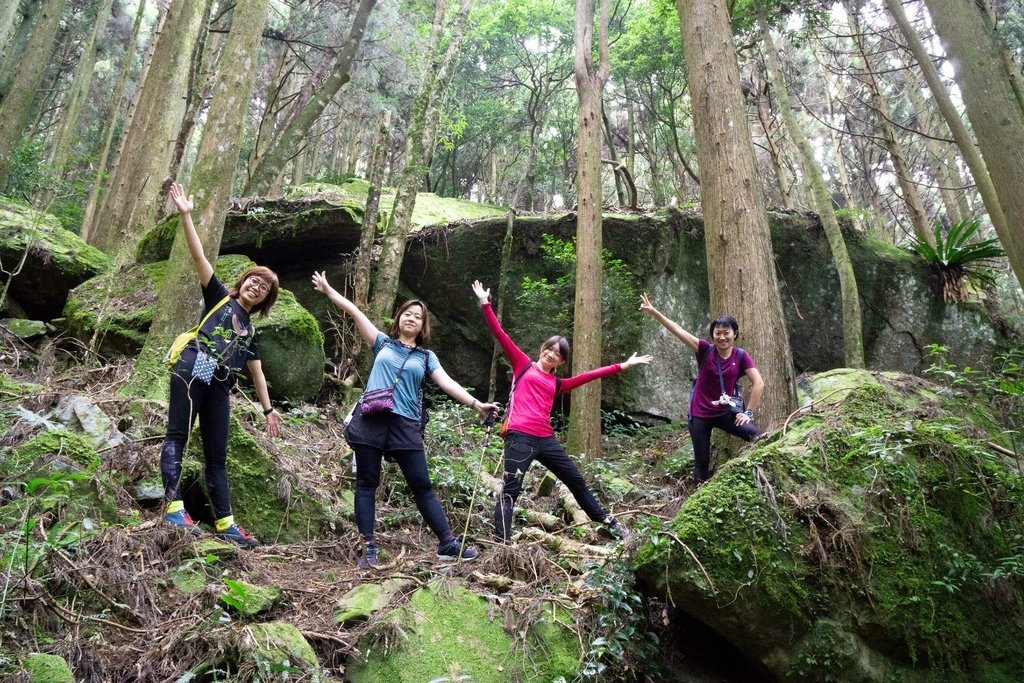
[243,621,319,669]
[335,579,412,624]
[172,568,207,594]
[193,538,238,559]
[1,318,47,339]
[21,653,74,683]
[226,580,283,617]
[6,430,98,477]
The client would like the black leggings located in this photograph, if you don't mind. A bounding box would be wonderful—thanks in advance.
[688,414,762,484]
[494,431,607,541]
[160,368,233,519]
[352,443,453,543]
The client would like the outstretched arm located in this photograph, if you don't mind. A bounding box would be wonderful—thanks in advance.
[311,271,378,345]
[472,280,532,371]
[430,365,500,420]
[170,182,214,287]
[559,353,653,392]
[639,294,700,352]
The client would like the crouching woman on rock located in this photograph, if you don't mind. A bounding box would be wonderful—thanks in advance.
[159,182,282,547]
[639,294,764,485]
[312,271,497,568]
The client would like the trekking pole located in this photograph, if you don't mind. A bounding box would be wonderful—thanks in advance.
[458,407,498,562]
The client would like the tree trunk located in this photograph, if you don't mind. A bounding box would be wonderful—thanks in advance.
[0,0,21,58]
[675,0,797,426]
[0,0,65,184]
[80,0,147,243]
[352,109,391,311]
[565,0,607,459]
[368,0,472,326]
[602,106,626,206]
[816,54,859,225]
[759,12,864,368]
[754,67,795,209]
[131,0,271,396]
[980,0,1024,117]
[243,0,376,196]
[923,0,1024,289]
[0,2,40,102]
[848,7,934,246]
[488,209,516,402]
[44,0,116,202]
[884,0,1007,238]
[88,0,207,255]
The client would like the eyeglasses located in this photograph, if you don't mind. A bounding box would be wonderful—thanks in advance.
[248,277,270,294]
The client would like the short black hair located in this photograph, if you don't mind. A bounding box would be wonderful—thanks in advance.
[708,315,739,338]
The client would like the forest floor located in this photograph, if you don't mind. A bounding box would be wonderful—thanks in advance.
[0,330,768,681]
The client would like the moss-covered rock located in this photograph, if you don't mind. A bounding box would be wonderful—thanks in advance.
[334,578,412,624]
[240,621,319,672]
[633,369,1024,681]
[180,416,336,543]
[63,254,325,401]
[0,197,109,319]
[348,583,580,682]
[21,653,74,683]
[397,209,1011,421]
[223,579,283,617]
[1,318,48,340]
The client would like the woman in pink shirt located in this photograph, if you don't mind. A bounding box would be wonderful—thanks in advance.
[472,280,652,542]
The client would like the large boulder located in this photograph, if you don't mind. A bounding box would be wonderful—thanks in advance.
[633,369,1024,681]
[0,197,109,319]
[63,254,325,402]
[395,210,1013,421]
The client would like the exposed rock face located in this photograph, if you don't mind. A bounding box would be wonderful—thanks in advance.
[0,197,109,319]
[633,370,1024,681]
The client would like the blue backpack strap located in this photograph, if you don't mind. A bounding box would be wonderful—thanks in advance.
[733,348,746,397]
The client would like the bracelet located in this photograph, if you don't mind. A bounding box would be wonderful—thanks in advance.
[471,399,478,409]
[744,409,754,418]
[263,406,275,416]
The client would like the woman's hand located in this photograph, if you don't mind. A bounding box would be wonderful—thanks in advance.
[311,270,332,295]
[471,280,490,305]
[169,182,193,215]
[622,352,653,369]
[474,400,500,421]
[639,293,658,316]
[265,409,282,438]
[734,410,753,427]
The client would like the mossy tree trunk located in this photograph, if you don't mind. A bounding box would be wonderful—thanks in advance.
[753,66,795,210]
[130,0,272,397]
[0,2,40,102]
[565,0,608,459]
[675,0,797,426]
[0,0,20,58]
[0,0,65,185]
[242,0,376,196]
[368,0,472,327]
[758,12,864,369]
[88,0,206,255]
[884,0,1007,239]
[80,0,148,243]
[922,0,1024,290]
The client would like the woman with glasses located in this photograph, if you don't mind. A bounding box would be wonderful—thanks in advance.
[639,294,764,485]
[158,181,282,547]
[471,280,652,542]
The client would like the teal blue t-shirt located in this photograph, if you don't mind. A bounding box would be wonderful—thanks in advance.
[363,332,440,420]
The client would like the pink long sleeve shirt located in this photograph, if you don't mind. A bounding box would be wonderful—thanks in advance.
[481,303,622,437]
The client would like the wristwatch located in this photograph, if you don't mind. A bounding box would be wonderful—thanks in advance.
[263,406,275,416]
[744,409,754,418]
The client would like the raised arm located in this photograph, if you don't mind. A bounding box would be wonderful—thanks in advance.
[429,364,500,421]
[311,271,378,345]
[639,294,700,352]
[169,182,214,286]
[560,352,653,392]
[472,280,531,371]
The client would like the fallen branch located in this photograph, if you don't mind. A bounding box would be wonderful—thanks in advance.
[782,388,851,435]
[556,483,588,526]
[517,527,612,557]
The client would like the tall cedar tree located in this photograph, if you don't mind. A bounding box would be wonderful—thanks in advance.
[0,0,66,185]
[368,0,472,327]
[565,0,608,458]
[675,0,797,425]
[131,0,272,396]
[922,0,1024,290]
[88,0,207,255]
[757,9,864,368]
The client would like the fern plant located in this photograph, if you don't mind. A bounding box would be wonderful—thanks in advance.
[911,219,1005,303]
